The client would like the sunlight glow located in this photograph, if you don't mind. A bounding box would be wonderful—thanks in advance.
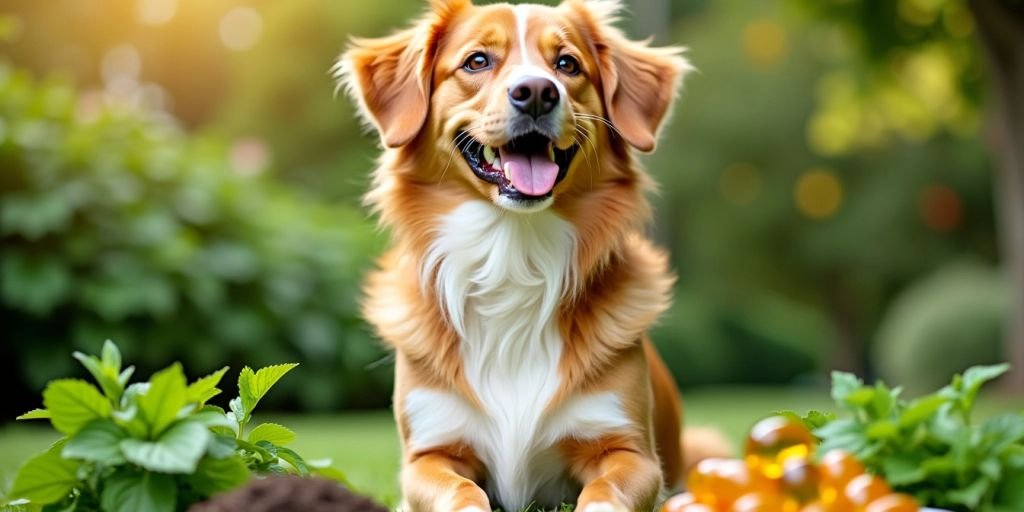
[220,7,263,52]
[137,0,177,26]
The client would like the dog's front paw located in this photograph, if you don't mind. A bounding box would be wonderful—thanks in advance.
[579,501,629,512]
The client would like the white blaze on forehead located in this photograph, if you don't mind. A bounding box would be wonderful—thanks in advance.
[514,5,533,65]
[506,6,566,106]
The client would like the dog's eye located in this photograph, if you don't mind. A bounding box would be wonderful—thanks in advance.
[463,52,491,72]
[555,55,581,76]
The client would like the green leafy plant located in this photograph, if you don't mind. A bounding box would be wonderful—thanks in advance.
[785,364,1024,512]
[4,340,344,512]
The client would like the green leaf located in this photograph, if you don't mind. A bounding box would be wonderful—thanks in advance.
[881,453,927,486]
[17,409,51,420]
[43,379,112,435]
[204,435,238,460]
[185,366,228,406]
[995,468,1024,509]
[900,394,946,427]
[961,364,1010,409]
[72,351,123,403]
[100,469,175,512]
[191,409,234,430]
[247,423,296,446]
[946,476,991,509]
[62,419,127,464]
[830,371,864,408]
[119,419,210,474]
[865,419,899,440]
[9,441,81,505]
[276,446,309,475]
[101,340,122,371]
[137,363,187,437]
[237,363,298,418]
[188,456,250,496]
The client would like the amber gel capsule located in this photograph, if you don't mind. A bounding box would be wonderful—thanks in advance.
[865,493,920,512]
[744,416,816,479]
[818,450,865,508]
[844,474,892,507]
[689,458,765,510]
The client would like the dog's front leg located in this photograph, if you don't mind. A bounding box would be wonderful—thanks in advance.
[568,438,663,512]
[401,449,491,512]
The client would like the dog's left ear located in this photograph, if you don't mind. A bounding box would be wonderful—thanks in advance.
[337,0,470,148]
[565,0,692,152]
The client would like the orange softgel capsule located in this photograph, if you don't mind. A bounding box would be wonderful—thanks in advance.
[731,492,786,512]
[689,458,768,510]
[661,493,698,512]
[745,416,815,479]
[779,456,820,506]
[818,450,865,508]
[865,494,920,512]
[844,474,892,507]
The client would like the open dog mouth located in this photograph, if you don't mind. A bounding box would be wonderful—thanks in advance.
[457,131,578,201]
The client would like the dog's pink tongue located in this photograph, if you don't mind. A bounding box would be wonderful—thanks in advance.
[500,148,559,197]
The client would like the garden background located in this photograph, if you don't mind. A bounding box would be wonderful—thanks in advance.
[2,0,1022,505]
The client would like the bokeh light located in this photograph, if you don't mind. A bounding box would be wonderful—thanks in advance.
[137,0,177,26]
[919,184,963,233]
[794,169,844,220]
[742,19,788,69]
[220,7,263,52]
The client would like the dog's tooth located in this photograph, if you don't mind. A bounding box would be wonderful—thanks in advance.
[503,162,511,179]
[483,146,496,165]
[548,145,556,162]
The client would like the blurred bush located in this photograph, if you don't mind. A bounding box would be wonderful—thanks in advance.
[0,64,389,417]
[652,288,830,386]
[872,261,1008,395]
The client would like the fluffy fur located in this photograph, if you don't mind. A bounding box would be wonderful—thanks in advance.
[338,1,730,510]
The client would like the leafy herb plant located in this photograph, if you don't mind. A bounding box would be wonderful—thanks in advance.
[4,341,343,512]
[786,364,1024,512]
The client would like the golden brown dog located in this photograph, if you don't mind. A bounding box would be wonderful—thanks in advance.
[338,1,728,510]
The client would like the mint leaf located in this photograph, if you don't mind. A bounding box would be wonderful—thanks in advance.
[188,456,250,496]
[276,446,309,475]
[830,371,863,409]
[961,364,1010,410]
[63,419,128,464]
[120,420,210,474]
[100,469,175,512]
[101,340,122,370]
[137,363,187,438]
[9,441,81,505]
[185,366,228,406]
[43,379,112,435]
[237,363,298,418]
[17,408,51,420]
[73,347,123,402]
[247,423,296,446]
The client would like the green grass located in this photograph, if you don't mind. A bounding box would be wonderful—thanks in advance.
[1,387,1020,507]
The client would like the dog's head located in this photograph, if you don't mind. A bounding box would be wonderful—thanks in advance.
[338,0,690,213]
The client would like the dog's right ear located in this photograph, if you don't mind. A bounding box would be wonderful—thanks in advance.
[336,0,470,148]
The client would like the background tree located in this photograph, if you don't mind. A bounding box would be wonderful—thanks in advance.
[790,0,1022,386]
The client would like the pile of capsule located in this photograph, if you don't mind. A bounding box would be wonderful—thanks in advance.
[661,416,920,512]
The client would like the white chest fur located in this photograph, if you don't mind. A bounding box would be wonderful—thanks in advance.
[407,201,631,510]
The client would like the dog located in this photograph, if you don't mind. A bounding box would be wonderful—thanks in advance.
[338,1,729,510]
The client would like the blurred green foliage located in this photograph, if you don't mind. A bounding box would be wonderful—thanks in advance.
[0,64,389,417]
[873,261,1008,395]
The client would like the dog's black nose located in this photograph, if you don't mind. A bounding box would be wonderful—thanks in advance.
[508,77,560,118]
